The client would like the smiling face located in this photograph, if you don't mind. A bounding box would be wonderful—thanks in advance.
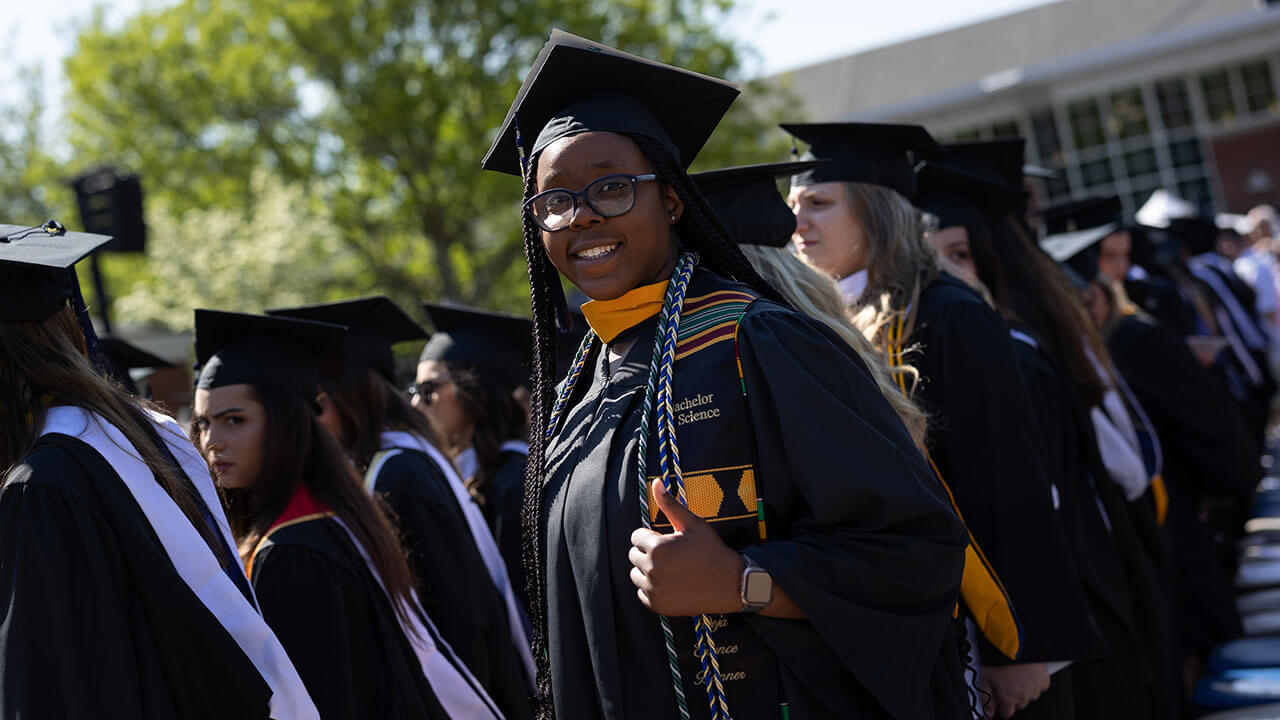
[534,131,682,300]
[193,384,266,490]
[788,181,868,279]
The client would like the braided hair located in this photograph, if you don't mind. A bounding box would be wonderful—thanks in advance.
[516,130,780,717]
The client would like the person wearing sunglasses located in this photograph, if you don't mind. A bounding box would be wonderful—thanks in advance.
[267,297,535,720]
[481,31,971,720]
[415,303,534,611]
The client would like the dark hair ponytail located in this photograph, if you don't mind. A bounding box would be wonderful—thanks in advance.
[517,130,782,717]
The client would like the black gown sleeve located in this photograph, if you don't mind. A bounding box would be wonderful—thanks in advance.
[912,289,1097,665]
[0,449,150,720]
[735,305,969,720]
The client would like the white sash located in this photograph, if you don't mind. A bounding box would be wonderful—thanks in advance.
[39,406,318,720]
[330,518,503,719]
[379,431,537,687]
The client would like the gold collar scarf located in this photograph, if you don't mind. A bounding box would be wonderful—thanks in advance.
[580,280,668,343]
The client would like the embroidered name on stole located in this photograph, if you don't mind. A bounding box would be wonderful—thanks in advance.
[642,284,784,711]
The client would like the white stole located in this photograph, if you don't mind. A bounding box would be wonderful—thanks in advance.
[330,517,503,719]
[378,431,537,687]
[38,406,319,720]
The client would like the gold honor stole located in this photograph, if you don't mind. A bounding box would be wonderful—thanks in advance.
[886,315,1024,660]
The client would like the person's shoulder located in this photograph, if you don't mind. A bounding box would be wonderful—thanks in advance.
[257,516,347,564]
[920,272,988,311]
[3,435,100,500]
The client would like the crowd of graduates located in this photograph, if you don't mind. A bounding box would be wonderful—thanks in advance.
[1,29,1278,720]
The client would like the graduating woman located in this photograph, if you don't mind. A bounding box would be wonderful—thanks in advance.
[482,31,970,720]
[917,155,1176,719]
[0,222,316,719]
[192,309,502,720]
[415,303,534,609]
[786,124,1101,719]
[267,297,534,720]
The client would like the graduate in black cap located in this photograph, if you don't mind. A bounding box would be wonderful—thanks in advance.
[787,125,1105,718]
[696,160,1030,673]
[0,223,316,719]
[921,151,1181,719]
[416,303,533,610]
[268,297,535,719]
[191,309,502,720]
[1054,220,1258,695]
[484,30,970,720]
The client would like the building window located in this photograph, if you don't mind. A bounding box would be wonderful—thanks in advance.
[1080,157,1115,188]
[1200,68,1237,123]
[1168,138,1203,170]
[1030,108,1063,165]
[1178,178,1214,215]
[1068,98,1106,150]
[1108,87,1150,140]
[950,127,982,142]
[1240,60,1278,115]
[1123,147,1158,177]
[1155,77,1194,130]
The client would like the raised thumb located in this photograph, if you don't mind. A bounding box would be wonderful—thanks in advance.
[653,478,700,532]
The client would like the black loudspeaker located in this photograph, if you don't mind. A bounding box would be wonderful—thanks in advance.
[69,168,147,253]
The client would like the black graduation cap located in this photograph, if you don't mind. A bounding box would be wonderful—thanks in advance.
[101,336,173,393]
[941,138,1027,189]
[1039,224,1119,280]
[0,221,111,323]
[194,310,346,401]
[1036,195,1124,236]
[1128,224,1182,269]
[914,160,1026,234]
[690,160,827,247]
[1166,216,1219,256]
[267,296,427,383]
[420,303,532,390]
[482,29,740,176]
[780,122,945,198]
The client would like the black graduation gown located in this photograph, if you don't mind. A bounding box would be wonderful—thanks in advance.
[372,449,532,720]
[483,449,529,612]
[1107,313,1252,654]
[543,270,970,720]
[1008,326,1173,720]
[252,515,449,720]
[909,274,1098,666]
[0,434,273,719]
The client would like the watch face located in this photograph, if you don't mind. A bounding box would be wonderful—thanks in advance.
[744,571,772,605]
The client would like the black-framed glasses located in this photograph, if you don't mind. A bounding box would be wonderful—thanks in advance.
[406,378,445,403]
[524,174,657,232]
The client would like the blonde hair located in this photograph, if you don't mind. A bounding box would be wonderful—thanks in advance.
[839,182,940,357]
[740,244,929,452]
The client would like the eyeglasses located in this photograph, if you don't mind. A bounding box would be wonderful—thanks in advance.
[406,378,445,404]
[524,174,657,232]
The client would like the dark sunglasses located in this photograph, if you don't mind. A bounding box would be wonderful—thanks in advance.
[406,378,446,403]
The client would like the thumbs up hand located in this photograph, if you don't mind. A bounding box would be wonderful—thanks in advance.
[628,479,746,616]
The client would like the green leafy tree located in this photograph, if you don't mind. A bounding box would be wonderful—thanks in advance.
[58,0,792,325]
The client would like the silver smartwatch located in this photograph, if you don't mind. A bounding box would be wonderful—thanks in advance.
[739,554,773,613]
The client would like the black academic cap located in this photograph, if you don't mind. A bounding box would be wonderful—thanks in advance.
[1036,195,1124,235]
[102,337,172,372]
[915,159,1026,231]
[101,336,172,392]
[1128,224,1182,268]
[194,310,346,401]
[0,221,111,323]
[690,160,827,247]
[1039,224,1120,280]
[1166,216,1219,256]
[943,139,1027,187]
[267,296,427,383]
[482,29,739,176]
[780,122,944,198]
[420,303,532,391]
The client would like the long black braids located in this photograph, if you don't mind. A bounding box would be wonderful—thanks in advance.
[516,130,785,718]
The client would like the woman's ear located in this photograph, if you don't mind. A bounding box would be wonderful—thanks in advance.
[663,185,684,225]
